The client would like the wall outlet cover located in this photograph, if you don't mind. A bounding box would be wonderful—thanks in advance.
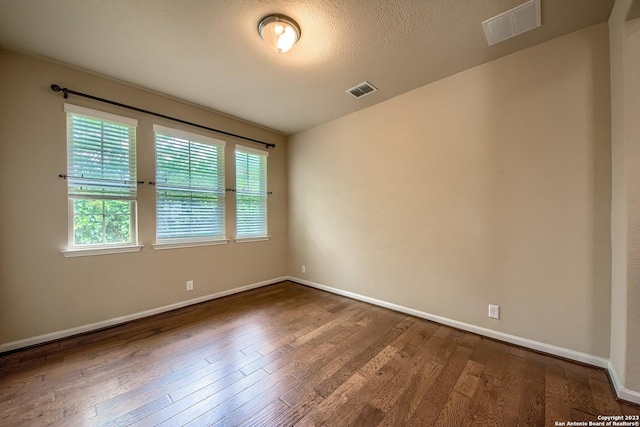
[489,304,500,319]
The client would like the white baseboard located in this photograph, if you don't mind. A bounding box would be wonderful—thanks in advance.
[290,276,640,404]
[4,275,639,405]
[0,276,287,354]
[608,361,640,405]
[288,278,616,363]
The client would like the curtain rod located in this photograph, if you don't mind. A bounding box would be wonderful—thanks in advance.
[50,84,276,149]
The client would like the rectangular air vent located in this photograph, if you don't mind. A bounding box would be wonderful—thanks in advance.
[482,0,541,46]
[346,81,378,99]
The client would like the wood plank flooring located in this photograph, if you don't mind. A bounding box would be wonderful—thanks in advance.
[0,281,637,426]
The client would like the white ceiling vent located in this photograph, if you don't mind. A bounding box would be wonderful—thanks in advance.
[346,81,378,99]
[482,0,541,46]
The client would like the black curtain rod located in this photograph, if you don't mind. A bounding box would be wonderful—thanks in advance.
[50,84,276,149]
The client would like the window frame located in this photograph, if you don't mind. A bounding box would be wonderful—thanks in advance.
[234,144,270,242]
[153,124,228,250]
[61,104,142,257]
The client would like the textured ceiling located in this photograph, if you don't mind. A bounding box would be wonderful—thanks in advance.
[0,0,615,134]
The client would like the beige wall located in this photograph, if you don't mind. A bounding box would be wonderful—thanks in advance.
[626,17,640,393]
[0,49,287,347]
[288,24,612,357]
[610,0,629,388]
[609,0,640,392]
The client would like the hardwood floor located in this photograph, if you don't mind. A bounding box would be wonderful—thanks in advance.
[0,281,638,426]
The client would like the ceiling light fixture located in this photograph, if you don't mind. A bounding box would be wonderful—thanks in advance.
[258,14,301,54]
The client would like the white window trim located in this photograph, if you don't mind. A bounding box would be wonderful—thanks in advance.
[153,124,226,147]
[235,144,269,157]
[154,125,227,246]
[234,236,271,243]
[62,245,143,258]
[235,144,269,240]
[64,103,138,126]
[64,104,139,253]
[152,239,229,250]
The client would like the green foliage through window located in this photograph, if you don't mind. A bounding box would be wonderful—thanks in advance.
[73,199,132,245]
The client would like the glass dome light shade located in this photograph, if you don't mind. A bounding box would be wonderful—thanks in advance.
[258,15,301,54]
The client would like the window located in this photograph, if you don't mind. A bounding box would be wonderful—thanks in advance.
[64,104,139,254]
[154,125,226,247]
[235,145,269,240]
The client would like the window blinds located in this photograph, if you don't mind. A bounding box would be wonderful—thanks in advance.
[65,104,137,200]
[154,125,226,243]
[235,145,268,238]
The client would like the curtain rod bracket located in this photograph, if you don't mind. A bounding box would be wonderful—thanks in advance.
[50,83,275,148]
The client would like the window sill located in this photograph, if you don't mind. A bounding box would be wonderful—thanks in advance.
[62,245,144,258]
[152,239,229,250]
[234,236,271,243]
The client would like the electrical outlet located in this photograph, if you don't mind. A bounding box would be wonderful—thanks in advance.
[301,265,306,274]
[186,280,194,291]
[488,304,500,319]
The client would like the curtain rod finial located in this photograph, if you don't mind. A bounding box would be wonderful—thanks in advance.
[51,84,69,98]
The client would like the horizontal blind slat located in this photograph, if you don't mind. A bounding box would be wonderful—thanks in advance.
[235,148,267,238]
[155,130,225,243]
[67,113,137,198]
